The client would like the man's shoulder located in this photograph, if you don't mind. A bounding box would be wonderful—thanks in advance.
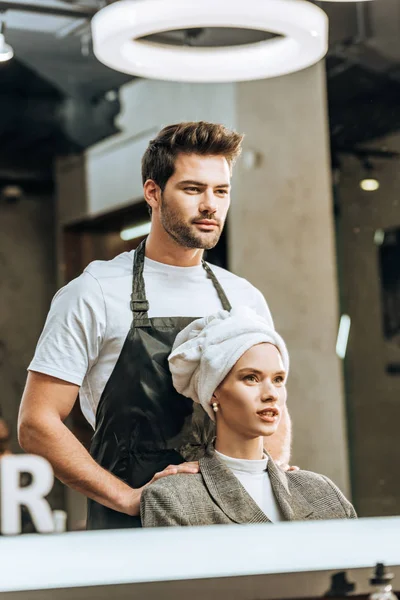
[53,251,134,308]
[207,262,272,324]
[206,262,263,298]
[207,262,252,285]
[84,251,134,282]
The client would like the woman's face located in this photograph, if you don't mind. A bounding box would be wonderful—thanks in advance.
[214,343,287,439]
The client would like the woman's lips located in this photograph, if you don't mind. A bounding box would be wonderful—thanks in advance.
[257,408,279,423]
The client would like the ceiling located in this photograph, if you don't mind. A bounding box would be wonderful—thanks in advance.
[0,0,132,188]
[0,0,399,190]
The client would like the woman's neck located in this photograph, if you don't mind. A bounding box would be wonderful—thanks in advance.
[214,429,265,461]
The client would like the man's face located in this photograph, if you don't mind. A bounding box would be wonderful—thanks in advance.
[159,153,231,250]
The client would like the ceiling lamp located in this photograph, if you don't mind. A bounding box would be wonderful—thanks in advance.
[91,0,328,82]
[360,178,380,192]
[359,158,380,192]
[0,20,13,63]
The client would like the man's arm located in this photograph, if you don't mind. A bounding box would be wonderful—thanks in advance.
[18,372,198,517]
[263,403,292,465]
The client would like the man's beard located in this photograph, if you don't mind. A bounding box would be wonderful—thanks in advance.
[160,196,223,250]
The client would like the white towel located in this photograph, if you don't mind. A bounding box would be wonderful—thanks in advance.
[168,306,289,421]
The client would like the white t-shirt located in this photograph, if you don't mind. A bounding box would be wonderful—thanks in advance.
[215,450,283,522]
[29,250,273,429]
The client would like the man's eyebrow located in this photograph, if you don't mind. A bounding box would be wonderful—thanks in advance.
[178,180,230,188]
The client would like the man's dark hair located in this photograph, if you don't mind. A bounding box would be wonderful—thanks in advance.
[141,121,244,193]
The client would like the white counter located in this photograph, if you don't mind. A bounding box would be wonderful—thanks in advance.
[2,516,400,600]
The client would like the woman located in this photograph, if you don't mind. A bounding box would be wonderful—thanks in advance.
[140,307,356,526]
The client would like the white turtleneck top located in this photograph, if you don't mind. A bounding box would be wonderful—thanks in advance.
[215,450,283,523]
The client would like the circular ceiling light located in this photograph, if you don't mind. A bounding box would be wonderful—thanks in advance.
[92,0,328,82]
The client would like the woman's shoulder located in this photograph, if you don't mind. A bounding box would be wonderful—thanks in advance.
[286,468,346,497]
[140,472,211,526]
[142,472,205,502]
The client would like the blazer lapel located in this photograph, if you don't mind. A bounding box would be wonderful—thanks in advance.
[267,458,315,521]
[199,449,271,524]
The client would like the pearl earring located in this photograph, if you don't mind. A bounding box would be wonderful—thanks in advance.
[212,402,219,413]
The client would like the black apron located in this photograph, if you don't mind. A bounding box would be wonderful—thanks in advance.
[87,239,232,529]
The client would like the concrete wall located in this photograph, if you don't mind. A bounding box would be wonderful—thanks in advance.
[369,0,400,63]
[0,191,64,509]
[338,136,400,516]
[231,63,350,495]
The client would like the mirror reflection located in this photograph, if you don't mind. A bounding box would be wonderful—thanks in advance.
[0,0,398,540]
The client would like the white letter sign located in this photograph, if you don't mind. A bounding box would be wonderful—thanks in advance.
[0,455,54,535]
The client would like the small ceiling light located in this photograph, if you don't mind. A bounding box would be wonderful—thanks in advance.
[92,0,328,82]
[0,21,13,63]
[1,184,22,201]
[360,178,380,192]
[374,229,385,246]
[120,221,151,241]
[359,158,380,192]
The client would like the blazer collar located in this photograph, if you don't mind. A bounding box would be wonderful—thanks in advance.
[199,444,315,523]
[199,445,270,524]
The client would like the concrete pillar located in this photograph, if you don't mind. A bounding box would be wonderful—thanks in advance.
[338,137,400,516]
[230,63,350,495]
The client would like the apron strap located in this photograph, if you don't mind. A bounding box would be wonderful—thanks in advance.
[131,239,151,327]
[131,238,232,326]
[201,260,232,311]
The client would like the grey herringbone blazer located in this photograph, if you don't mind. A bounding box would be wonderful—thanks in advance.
[140,445,356,527]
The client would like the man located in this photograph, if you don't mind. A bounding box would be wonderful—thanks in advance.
[18,121,292,530]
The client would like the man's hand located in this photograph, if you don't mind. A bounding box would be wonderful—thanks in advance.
[276,462,300,472]
[123,461,200,516]
[148,461,199,484]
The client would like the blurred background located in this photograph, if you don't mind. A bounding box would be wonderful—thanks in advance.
[0,0,400,530]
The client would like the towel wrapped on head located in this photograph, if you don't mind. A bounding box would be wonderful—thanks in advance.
[168,306,289,421]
